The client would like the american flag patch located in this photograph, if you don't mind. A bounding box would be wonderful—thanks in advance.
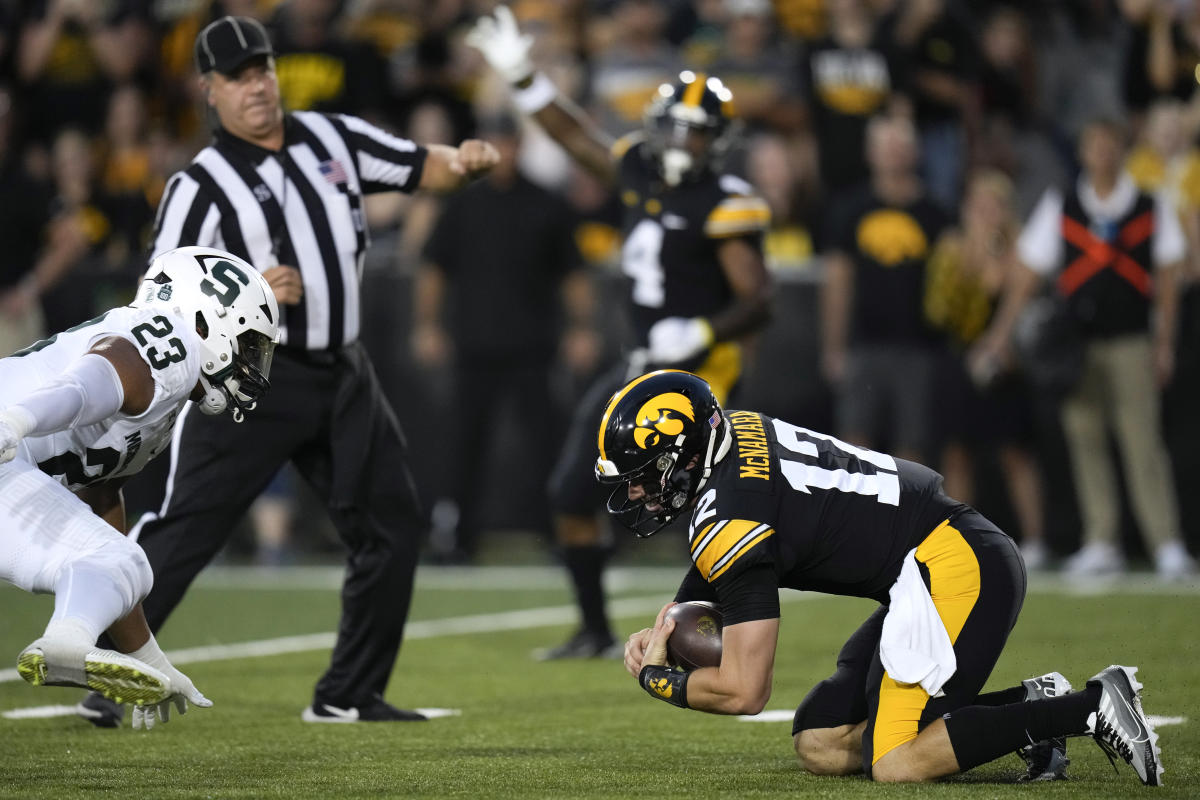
[318,159,348,185]
[708,411,721,428]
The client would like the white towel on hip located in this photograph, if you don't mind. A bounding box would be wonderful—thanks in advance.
[879,547,957,696]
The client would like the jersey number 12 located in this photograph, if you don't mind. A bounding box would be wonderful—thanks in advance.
[772,419,900,506]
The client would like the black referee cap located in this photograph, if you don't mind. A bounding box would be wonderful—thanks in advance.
[194,16,274,76]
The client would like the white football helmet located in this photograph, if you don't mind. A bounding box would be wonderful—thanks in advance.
[133,246,280,422]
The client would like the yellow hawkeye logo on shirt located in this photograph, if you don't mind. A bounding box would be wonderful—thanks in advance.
[633,393,696,450]
[649,677,673,698]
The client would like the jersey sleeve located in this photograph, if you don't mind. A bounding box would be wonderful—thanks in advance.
[335,114,428,194]
[94,307,203,418]
[704,176,772,239]
[674,565,719,604]
[690,517,776,582]
[680,540,781,626]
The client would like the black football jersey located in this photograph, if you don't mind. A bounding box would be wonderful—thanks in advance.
[614,135,770,345]
[676,410,963,625]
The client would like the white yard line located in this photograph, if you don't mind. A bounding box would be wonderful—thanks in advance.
[2,565,1195,688]
[0,592,813,685]
[167,565,1200,594]
[179,565,691,592]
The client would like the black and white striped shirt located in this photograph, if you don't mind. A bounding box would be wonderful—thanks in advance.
[151,110,427,350]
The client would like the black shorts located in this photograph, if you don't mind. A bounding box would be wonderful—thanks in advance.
[791,509,1026,777]
[936,354,1037,448]
[548,344,744,516]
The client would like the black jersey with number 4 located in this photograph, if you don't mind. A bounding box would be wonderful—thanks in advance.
[676,410,965,625]
[614,136,770,346]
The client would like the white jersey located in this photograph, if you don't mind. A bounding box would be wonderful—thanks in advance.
[0,305,202,490]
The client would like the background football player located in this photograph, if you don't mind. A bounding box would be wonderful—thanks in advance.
[606,370,1163,786]
[0,245,278,729]
[469,7,774,659]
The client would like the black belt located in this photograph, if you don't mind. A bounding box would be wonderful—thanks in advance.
[277,344,348,367]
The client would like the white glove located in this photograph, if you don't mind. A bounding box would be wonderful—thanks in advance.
[0,408,34,465]
[131,663,211,730]
[646,317,714,364]
[465,5,535,84]
[128,638,212,731]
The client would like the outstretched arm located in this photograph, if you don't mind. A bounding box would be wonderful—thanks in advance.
[467,6,617,185]
[0,337,152,463]
[417,140,502,193]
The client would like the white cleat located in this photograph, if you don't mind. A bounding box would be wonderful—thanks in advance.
[1087,665,1164,786]
[17,638,171,708]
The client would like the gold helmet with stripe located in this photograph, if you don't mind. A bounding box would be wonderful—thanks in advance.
[595,370,732,537]
[644,71,738,187]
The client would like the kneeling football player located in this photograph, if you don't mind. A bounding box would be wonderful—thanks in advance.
[602,370,1162,785]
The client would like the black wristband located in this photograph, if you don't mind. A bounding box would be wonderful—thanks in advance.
[639,664,689,708]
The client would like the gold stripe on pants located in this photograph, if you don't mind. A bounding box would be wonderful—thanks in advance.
[872,520,981,764]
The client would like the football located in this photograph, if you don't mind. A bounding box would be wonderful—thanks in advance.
[665,601,723,671]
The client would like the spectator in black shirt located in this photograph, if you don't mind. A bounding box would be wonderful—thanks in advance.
[267,0,389,118]
[16,0,153,142]
[800,0,902,198]
[412,115,588,563]
[877,0,978,210]
[821,113,950,464]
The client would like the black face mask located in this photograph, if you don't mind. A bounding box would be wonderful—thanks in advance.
[604,458,696,538]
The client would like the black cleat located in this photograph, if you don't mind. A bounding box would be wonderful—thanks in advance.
[532,629,622,661]
[302,697,427,723]
[76,691,125,728]
[1016,672,1072,781]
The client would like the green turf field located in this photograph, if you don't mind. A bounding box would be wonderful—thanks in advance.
[1,567,1195,798]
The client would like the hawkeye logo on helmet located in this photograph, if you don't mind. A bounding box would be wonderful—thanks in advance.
[633,392,695,449]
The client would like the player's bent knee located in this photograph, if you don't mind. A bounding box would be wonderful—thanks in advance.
[794,729,858,777]
[870,760,924,783]
[96,535,154,608]
[869,743,935,784]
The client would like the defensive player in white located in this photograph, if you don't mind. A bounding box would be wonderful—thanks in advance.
[0,245,279,729]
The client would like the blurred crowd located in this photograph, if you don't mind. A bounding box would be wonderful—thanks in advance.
[1,0,1198,576]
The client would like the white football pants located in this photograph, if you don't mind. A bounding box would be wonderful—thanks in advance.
[0,458,152,642]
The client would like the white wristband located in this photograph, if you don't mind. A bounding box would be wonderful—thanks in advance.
[512,72,557,114]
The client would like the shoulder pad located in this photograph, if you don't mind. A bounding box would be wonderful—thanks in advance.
[690,518,776,582]
[611,132,646,161]
[705,191,771,238]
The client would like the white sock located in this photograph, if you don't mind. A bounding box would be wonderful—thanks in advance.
[47,563,131,645]
[40,617,96,648]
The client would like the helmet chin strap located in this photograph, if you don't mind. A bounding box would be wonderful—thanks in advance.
[693,418,732,497]
[197,376,228,416]
[196,375,254,423]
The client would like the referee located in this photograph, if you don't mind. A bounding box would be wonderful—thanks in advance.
[79,16,498,726]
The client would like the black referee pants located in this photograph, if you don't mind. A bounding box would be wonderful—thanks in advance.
[133,343,425,707]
